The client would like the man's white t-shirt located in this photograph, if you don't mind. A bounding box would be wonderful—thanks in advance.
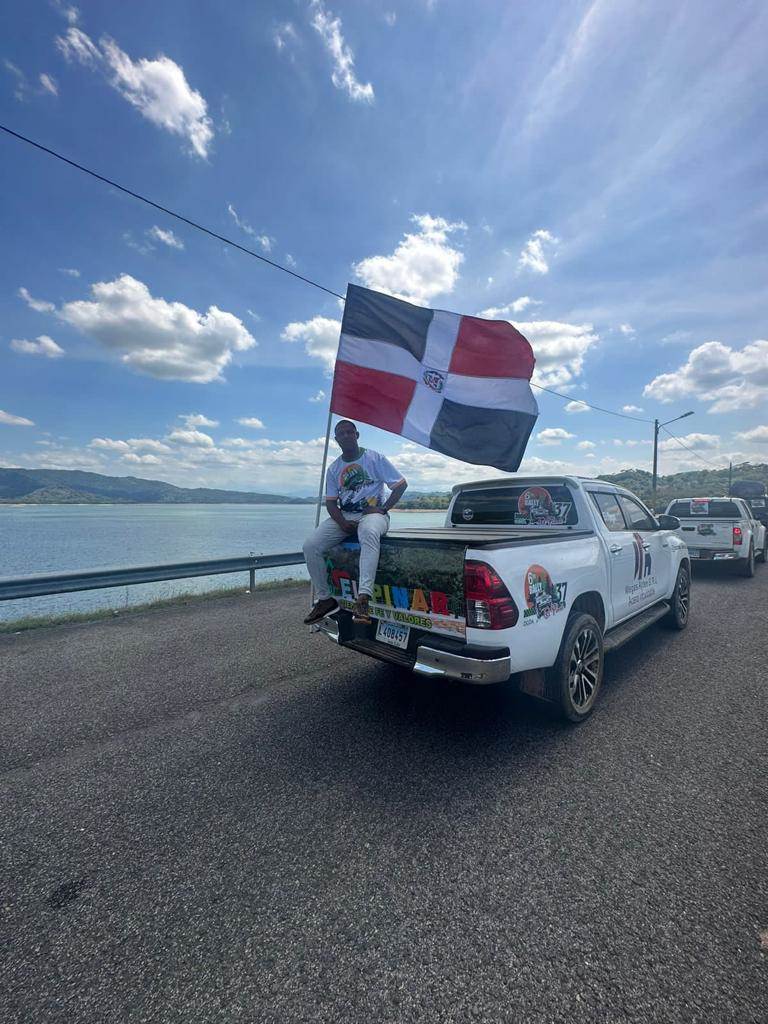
[326,449,404,513]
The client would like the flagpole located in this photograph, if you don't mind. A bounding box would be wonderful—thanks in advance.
[315,404,334,529]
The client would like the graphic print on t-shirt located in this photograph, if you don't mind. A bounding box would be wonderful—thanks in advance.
[338,461,377,511]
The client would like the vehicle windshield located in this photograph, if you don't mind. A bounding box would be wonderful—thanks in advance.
[667,499,742,519]
[451,483,578,527]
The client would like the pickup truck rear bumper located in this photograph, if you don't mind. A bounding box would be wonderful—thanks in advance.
[316,616,511,685]
[688,549,739,560]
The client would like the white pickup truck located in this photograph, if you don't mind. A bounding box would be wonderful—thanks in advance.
[316,476,691,722]
[664,496,767,576]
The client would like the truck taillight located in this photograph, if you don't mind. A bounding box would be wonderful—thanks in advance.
[464,560,518,629]
[733,525,743,546]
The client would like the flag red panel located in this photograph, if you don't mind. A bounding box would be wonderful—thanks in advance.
[449,316,536,379]
[330,361,416,434]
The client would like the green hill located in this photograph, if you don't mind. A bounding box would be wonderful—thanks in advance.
[0,468,314,505]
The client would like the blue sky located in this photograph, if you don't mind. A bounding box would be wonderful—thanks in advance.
[1,0,766,495]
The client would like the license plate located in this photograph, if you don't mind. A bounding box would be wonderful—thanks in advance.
[687,548,700,557]
[376,620,410,649]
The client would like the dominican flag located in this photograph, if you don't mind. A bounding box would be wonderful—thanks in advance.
[330,284,538,471]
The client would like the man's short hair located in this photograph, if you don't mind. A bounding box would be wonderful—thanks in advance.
[334,419,358,433]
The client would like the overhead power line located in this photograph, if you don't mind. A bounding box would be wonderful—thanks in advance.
[660,426,723,468]
[530,383,653,422]
[1,123,664,431]
[0,123,345,301]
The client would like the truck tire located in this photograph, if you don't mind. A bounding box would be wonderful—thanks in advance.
[740,544,755,577]
[545,612,604,723]
[663,564,690,630]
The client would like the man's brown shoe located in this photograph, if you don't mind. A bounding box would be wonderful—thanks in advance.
[304,597,338,624]
[352,594,372,624]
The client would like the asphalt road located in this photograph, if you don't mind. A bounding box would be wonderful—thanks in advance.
[1,564,767,1023]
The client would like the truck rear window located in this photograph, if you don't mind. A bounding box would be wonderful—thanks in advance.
[667,499,742,519]
[451,484,578,526]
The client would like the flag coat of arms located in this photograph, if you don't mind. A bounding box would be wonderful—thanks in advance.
[330,284,539,471]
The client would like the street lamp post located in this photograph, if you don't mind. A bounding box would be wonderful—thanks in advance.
[652,411,694,506]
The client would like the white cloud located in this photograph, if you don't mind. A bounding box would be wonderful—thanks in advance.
[281,316,340,371]
[657,432,720,453]
[18,286,55,313]
[0,409,35,426]
[10,335,64,358]
[148,225,184,249]
[55,26,100,64]
[518,229,558,274]
[56,28,214,157]
[90,436,171,454]
[52,1,79,25]
[127,438,171,452]
[516,319,599,389]
[59,267,80,277]
[89,437,131,452]
[285,253,297,267]
[167,427,215,447]
[226,204,273,252]
[123,453,161,465]
[273,22,298,52]
[618,323,635,335]
[39,73,59,96]
[735,425,768,444]
[309,0,374,103]
[180,413,218,428]
[577,440,596,450]
[353,214,465,305]
[4,59,28,100]
[309,389,326,403]
[237,417,265,429]
[123,231,153,255]
[57,274,256,383]
[622,404,643,413]
[643,339,768,413]
[478,296,540,318]
[384,12,397,27]
[537,427,576,446]
[564,400,589,414]
[661,330,692,345]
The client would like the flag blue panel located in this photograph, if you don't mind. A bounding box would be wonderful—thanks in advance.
[342,284,433,362]
[429,399,537,472]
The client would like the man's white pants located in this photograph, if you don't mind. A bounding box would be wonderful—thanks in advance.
[303,512,390,599]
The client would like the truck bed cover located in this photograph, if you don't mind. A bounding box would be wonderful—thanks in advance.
[383,527,593,548]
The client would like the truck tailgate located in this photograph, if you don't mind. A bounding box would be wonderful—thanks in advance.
[325,532,469,637]
[323,527,589,639]
[677,519,734,551]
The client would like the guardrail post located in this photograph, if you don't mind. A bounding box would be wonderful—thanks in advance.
[249,568,256,593]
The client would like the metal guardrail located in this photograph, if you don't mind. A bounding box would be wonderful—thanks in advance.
[0,553,306,601]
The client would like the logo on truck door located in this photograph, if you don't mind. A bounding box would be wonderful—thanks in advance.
[632,533,652,580]
[523,564,567,622]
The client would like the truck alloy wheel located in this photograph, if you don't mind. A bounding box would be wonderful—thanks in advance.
[546,612,605,723]
[664,565,690,630]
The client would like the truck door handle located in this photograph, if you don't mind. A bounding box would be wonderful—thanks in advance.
[609,543,622,554]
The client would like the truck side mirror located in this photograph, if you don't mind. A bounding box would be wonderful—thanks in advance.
[657,514,680,530]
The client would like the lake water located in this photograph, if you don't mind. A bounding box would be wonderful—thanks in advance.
[0,504,447,624]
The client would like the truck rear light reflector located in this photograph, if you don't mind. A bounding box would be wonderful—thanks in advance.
[733,526,743,546]
[464,560,518,629]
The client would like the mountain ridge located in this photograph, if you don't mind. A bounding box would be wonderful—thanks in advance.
[0,468,314,505]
